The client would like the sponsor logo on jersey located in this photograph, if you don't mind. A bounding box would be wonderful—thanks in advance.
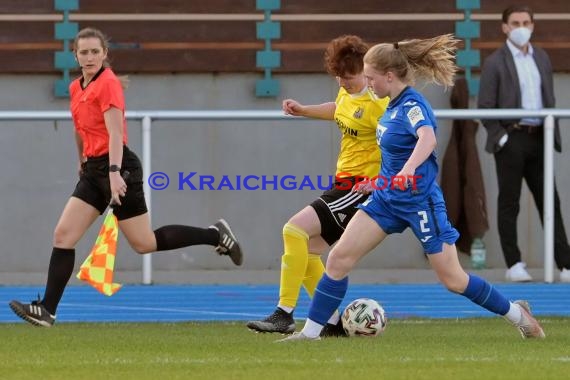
[336,117,358,136]
[376,124,387,145]
[407,105,425,127]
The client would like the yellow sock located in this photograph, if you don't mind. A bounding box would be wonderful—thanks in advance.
[302,253,325,298]
[278,223,309,309]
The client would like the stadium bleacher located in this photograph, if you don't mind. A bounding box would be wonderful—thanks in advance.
[0,0,568,74]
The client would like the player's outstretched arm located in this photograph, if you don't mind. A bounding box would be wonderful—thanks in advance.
[282,99,336,120]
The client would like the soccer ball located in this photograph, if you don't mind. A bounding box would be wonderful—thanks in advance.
[341,298,387,337]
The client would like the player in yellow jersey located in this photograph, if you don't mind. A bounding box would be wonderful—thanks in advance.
[247,35,388,336]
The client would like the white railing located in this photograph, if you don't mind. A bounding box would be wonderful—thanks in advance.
[1,109,569,283]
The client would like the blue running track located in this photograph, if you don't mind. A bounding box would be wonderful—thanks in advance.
[1,284,568,323]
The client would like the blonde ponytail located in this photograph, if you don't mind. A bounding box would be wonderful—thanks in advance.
[364,34,460,88]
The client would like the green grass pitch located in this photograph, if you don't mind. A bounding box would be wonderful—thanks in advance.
[1,318,569,380]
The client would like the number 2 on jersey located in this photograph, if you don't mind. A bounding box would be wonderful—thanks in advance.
[417,211,430,233]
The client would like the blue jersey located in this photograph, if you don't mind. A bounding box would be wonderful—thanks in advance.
[372,86,441,211]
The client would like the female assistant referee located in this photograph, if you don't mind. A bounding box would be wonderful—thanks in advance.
[9,27,243,327]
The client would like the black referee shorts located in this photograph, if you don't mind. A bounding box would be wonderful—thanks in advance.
[310,176,368,245]
[72,145,148,221]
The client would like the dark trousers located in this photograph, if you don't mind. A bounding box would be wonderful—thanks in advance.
[494,129,570,270]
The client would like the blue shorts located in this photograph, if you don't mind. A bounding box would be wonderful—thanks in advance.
[358,194,459,254]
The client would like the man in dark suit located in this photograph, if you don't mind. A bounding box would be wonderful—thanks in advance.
[478,4,570,282]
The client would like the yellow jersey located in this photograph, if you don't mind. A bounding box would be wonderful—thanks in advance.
[334,87,388,178]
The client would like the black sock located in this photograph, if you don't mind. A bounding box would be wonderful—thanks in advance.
[41,247,75,315]
[154,225,219,252]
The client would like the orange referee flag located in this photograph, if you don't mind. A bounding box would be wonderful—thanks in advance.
[76,208,122,296]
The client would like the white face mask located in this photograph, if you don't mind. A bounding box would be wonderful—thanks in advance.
[509,27,532,47]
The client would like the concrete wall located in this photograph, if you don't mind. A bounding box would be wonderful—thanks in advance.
[1,73,569,283]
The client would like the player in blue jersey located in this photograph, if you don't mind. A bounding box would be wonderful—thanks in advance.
[247,35,388,337]
[280,34,545,341]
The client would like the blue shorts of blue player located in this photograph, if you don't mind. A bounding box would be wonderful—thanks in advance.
[359,186,459,254]
[278,185,546,341]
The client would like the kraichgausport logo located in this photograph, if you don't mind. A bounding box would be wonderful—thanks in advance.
[147,172,422,192]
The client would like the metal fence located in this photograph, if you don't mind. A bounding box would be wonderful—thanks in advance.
[1,108,569,283]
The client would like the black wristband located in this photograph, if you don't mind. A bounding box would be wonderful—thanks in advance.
[109,164,121,172]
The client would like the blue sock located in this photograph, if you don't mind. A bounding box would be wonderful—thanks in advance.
[307,273,349,325]
[461,273,510,315]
